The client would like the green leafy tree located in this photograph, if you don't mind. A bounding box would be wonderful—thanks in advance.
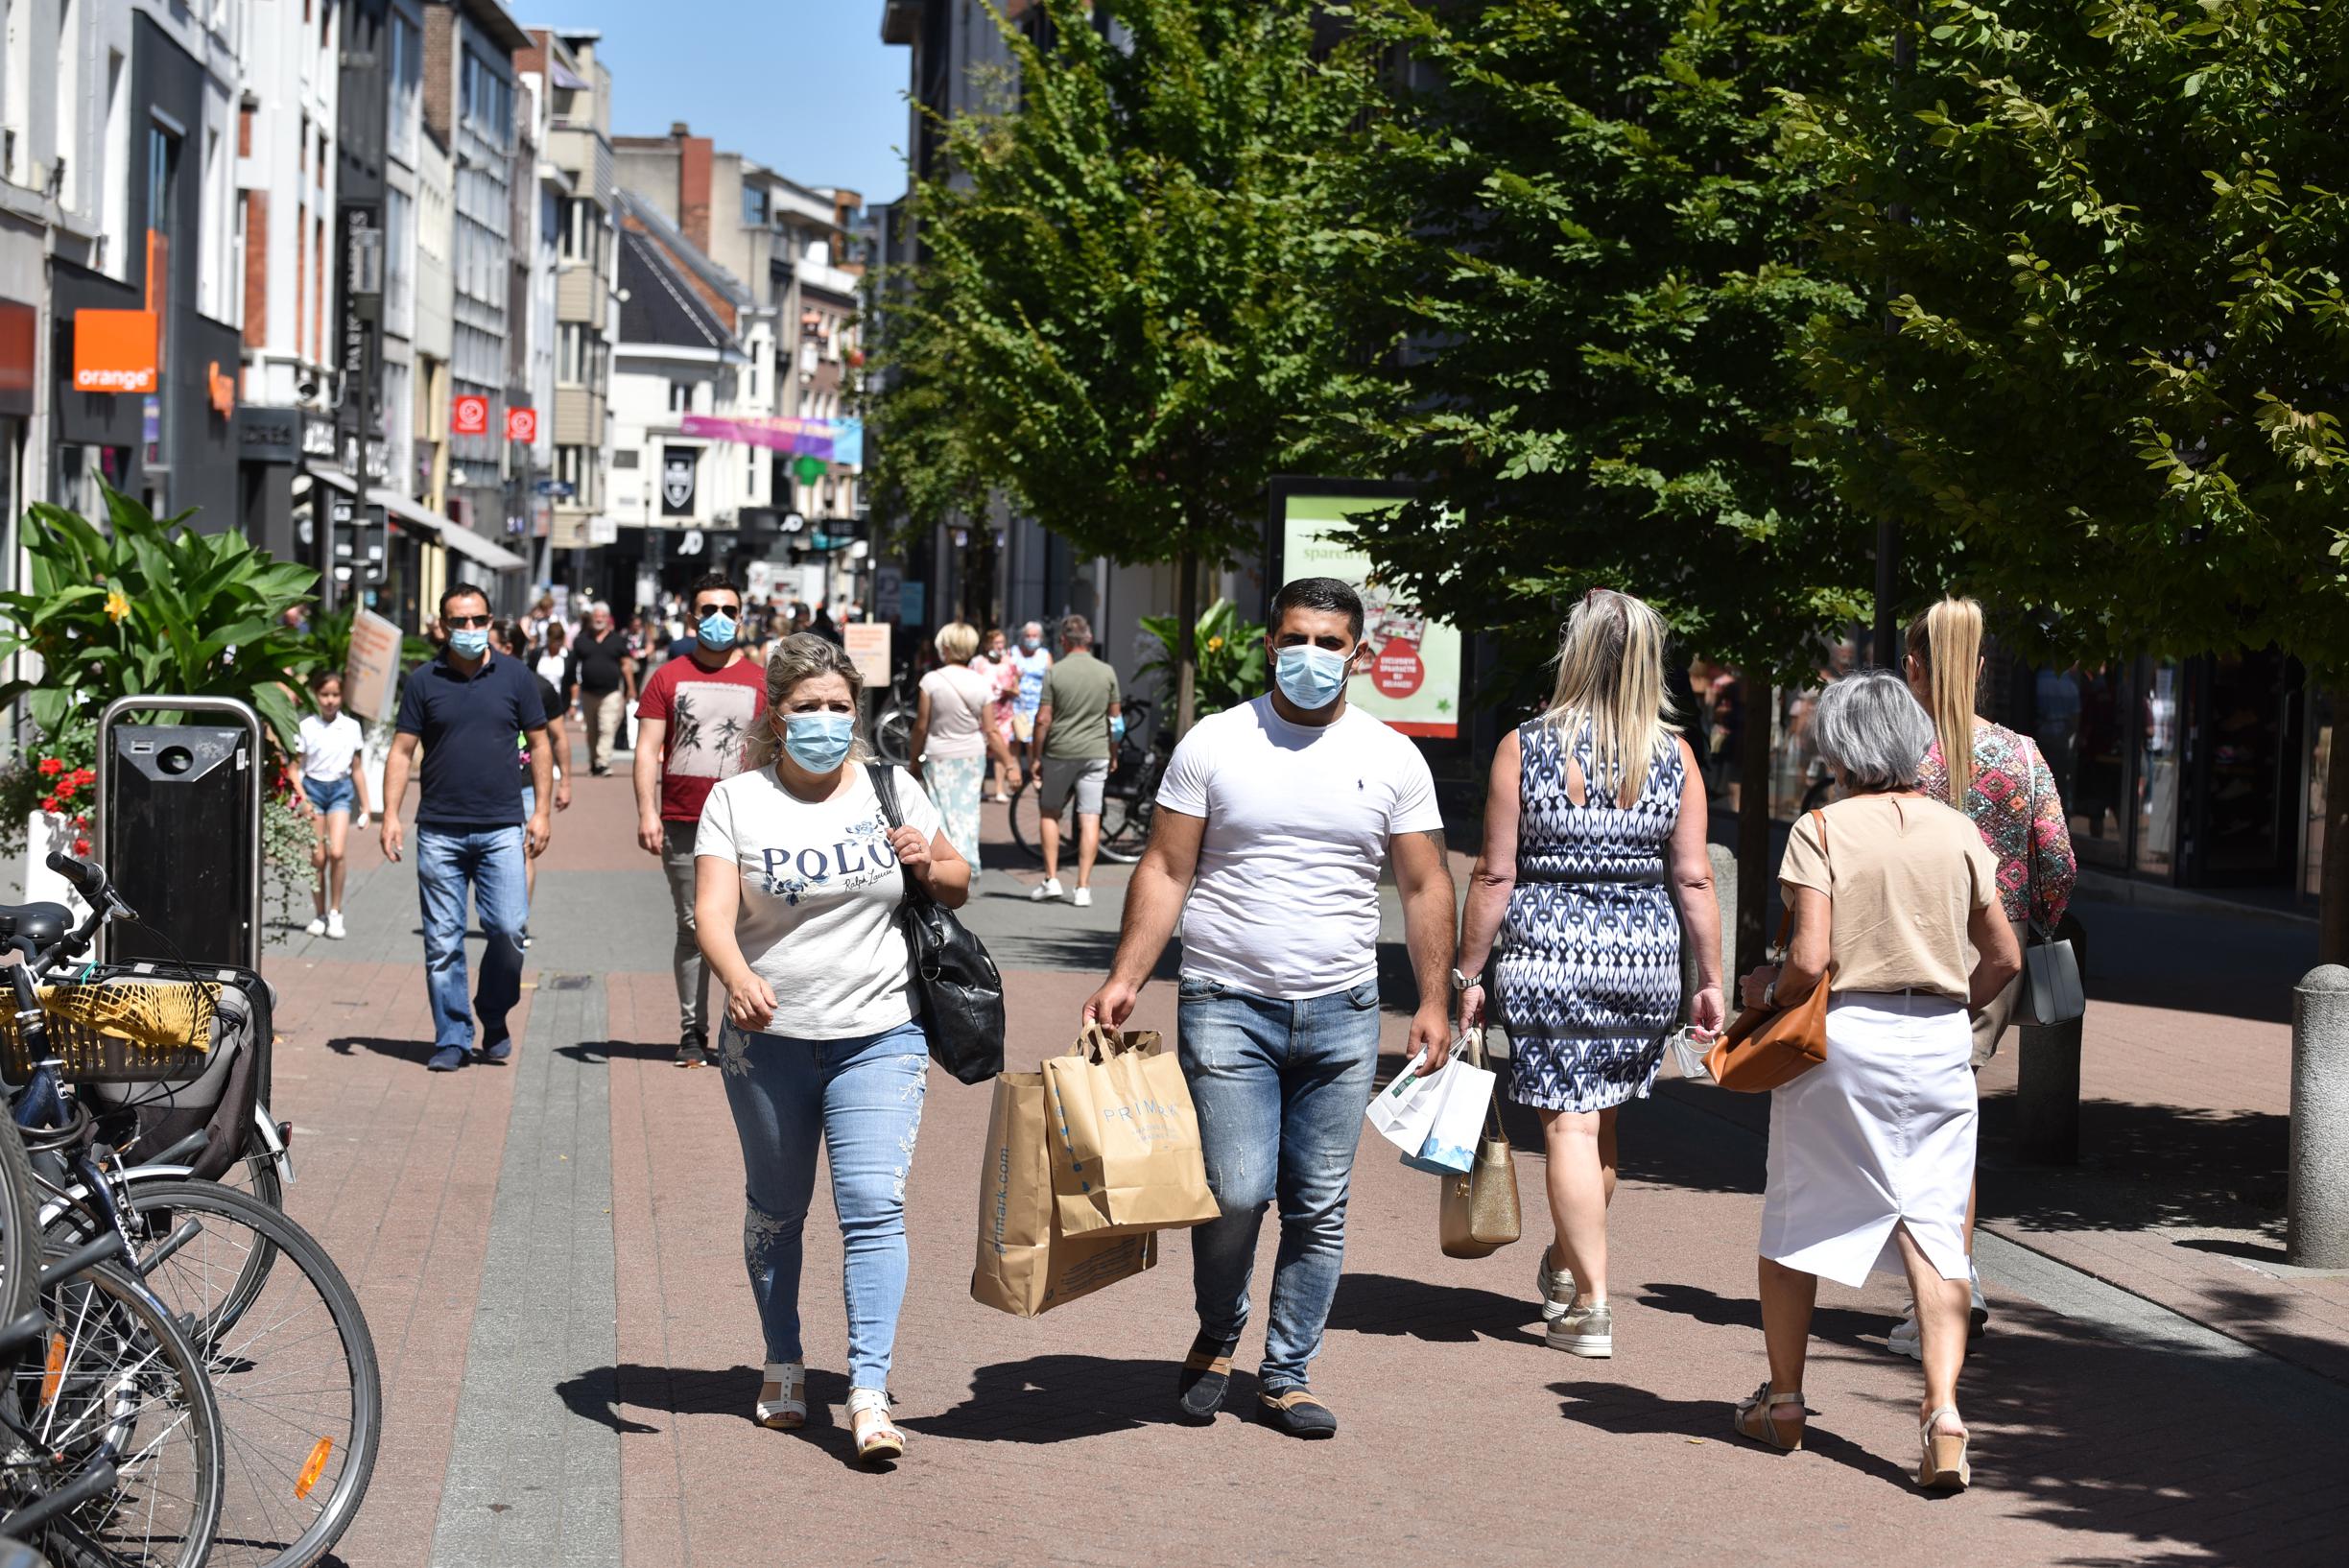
[868,0,1380,730]
[1782,0,2349,950]
[1138,598,1269,720]
[1336,0,1883,689]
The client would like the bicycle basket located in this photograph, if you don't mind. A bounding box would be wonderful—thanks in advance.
[0,973,217,1081]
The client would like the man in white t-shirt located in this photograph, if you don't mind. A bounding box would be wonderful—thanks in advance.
[1082,578,1458,1439]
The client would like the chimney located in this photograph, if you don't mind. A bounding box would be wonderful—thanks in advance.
[679,130,713,252]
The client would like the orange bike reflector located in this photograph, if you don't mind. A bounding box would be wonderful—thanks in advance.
[39,1334,64,1407]
[295,1436,334,1500]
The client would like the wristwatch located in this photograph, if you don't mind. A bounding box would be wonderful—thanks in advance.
[1449,966,1479,992]
[1762,980,1780,1009]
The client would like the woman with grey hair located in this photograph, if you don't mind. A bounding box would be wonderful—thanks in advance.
[1732,668,2020,1490]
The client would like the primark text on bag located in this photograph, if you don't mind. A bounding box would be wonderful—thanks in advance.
[1044,1022,1221,1240]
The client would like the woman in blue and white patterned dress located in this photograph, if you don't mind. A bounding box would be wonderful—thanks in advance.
[1457,590,1724,1359]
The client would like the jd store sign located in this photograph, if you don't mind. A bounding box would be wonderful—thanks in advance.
[660,446,698,516]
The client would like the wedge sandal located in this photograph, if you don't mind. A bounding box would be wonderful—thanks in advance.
[1918,1407,1971,1491]
[1731,1383,1806,1452]
[847,1387,906,1465]
[755,1362,806,1430]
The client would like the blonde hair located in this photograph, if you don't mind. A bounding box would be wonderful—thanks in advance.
[1542,589,1680,807]
[935,620,980,665]
[1904,596,1984,800]
[745,633,870,772]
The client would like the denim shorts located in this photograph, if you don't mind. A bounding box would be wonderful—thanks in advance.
[303,774,355,815]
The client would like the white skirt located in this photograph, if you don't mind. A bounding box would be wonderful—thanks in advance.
[1759,991,1976,1289]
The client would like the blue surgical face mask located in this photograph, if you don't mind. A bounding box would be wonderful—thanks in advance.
[781,711,854,772]
[1019,635,1040,653]
[449,628,490,659]
[1273,644,1352,711]
[696,610,739,652]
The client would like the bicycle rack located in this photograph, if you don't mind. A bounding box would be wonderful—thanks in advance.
[94,695,267,972]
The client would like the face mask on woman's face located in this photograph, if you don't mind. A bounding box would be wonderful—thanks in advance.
[1018,635,1040,653]
[781,711,854,772]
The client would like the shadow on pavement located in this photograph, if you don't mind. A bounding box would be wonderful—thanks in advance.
[558,1362,853,1435]
[322,1034,442,1066]
[1551,1380,1917,1492]
[1978,1097,2288,1235]
[1326,1272,1545,1346]
[906,1354,1198,1442]
[1636,1282,1888,1353]
[557,1038,676,1066]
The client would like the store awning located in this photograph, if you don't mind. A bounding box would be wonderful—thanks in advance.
[432,520,530,574]
[302,464,360,496]
[368,487,446,540]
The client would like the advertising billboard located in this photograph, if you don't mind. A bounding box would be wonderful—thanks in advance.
[1275,485,1460,740]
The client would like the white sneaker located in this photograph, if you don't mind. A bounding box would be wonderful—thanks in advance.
[326,911,346,940]
[1073,887,1093,909]
[304,915,327,938]
[1887,1307,1922,1360]
[1032,878,1063,902]
[1970,1264,1988,1330]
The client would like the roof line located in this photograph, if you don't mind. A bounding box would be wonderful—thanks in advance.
[621,228,726,351]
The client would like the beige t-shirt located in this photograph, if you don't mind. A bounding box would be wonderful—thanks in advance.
[1777,795,1999,1002]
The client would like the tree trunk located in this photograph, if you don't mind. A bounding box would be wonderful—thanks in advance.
[1736,674,1774,976]
[1174,548,1199,738]
[2324,697,2349,965]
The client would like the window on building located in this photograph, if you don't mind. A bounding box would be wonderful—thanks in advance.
[612,448,638,468]
[460,52,513,152]
[388,11,420,160]
[557,444,584,491]
[53,0,77,205]
[559,198,600,263]
[669,380,689,415]
[385,186,414,329]
[742,185,768,226]
[558,323,584,384]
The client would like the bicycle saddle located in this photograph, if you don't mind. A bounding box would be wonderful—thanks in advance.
[0,901,70,947]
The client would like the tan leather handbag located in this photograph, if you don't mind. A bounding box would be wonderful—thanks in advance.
[1705,808,1834,1093]
[1439,1030,1523,1258]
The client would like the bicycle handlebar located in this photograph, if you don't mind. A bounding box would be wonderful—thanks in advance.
[44,850,109,905]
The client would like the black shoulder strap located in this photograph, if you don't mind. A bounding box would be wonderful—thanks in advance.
[865,761,902,828]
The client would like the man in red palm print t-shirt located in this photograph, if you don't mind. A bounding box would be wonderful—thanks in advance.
[634,571,768,1068]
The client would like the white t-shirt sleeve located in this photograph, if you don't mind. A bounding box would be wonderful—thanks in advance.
[1387,741,1444,837]
[890,766,942,840]
[1155,725,1215,818]
[695,777,738,861]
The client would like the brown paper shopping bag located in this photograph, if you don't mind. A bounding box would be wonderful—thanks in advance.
[1044,1023,1222,1240]
[970,1069,1157,1318]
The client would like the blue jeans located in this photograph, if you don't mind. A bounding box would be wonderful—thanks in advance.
[1178,976,1382,1391]
[415,826,528,1052]
[717,1018,929,1390]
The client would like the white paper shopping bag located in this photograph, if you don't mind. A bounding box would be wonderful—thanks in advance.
[1365,1052,1445,1155]
[1402,1053,1498,1175]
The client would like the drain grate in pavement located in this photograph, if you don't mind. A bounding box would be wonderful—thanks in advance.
[541,974,594,991]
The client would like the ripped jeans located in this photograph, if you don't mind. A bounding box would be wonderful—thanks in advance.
[717,1018,929,1390]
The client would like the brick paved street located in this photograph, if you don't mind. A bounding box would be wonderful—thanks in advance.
[249,768,2349,1568]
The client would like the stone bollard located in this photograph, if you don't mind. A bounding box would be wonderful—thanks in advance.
[1680,843,1739,1022]
[2288,964,2349,1269]
[2015,913,2089,1165]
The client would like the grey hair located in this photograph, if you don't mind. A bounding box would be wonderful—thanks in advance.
[1811,668,1934,791]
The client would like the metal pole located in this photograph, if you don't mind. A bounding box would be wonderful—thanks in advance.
[2289,962,2349,1267]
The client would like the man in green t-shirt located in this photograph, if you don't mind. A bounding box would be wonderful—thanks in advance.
[1028,613,1121,907]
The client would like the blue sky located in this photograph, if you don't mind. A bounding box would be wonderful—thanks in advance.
[529,2,913,206]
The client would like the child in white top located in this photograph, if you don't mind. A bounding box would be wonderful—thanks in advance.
[297,671,373,939]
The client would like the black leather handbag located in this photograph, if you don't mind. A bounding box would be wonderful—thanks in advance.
[867,764,1006,1084]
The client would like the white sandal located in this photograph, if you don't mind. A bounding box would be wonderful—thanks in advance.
[846,1387,905,1464]
[755,1362,806,1430]
[1919,1406,1970,1490]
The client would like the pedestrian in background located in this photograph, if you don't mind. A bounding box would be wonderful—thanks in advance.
[1028,614,1120,907]
[1899,595,2076,1355]
[1731,669,2018,1489]
[694,633,969,1464]
[910,621,1014,887]
[567,603,636,776]
[1081,578,1458,1438]
[1008,619,1052,757]
[496,620,571,949]
[298,670,371,940]
[977,627,1020,800]
[1455,588,1722,1359]
[634,571,767,1069]
[379,584,554,1073]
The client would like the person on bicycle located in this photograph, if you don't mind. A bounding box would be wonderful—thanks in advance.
[298,670,372,940]
[634,572,769,1070]
[380,583,555,1072]
[1028,614,1119,908]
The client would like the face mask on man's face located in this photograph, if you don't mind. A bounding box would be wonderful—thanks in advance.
[1272,643,1352,711]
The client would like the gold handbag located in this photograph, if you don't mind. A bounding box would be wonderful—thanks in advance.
[1438,1030,1522,1259]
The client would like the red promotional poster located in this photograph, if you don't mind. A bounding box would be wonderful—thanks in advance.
[453,394,490,436]
[505,407,537,443]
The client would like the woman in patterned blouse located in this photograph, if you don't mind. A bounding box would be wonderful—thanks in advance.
[1899,595,2079,1357]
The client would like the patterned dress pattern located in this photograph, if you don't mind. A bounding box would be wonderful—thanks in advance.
[1497,720,1685,1113]
[1918,724,2077,930]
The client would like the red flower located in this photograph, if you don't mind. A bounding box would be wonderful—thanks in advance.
[68,769,93,787]
[36,758,62,777]
[51,775,79,798]
[37,795,59,815]
[70,815,86,829]
[71,838,89,857]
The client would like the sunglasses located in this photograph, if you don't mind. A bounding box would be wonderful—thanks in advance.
[445,613,492,629]
[694,604,744,620]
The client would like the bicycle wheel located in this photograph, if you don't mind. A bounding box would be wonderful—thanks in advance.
[872,704,914,768]
[1097,794,1152,864]
[61,1183,379,1568]
[0,1117,40,1360]
[1006,778,1044,866]
[9,1250,225,1568]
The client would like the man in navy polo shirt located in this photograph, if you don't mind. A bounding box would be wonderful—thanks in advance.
[381,582,555,1071]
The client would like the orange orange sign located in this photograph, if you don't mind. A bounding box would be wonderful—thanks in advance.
[72,310,159,393]
[207,361,235,417]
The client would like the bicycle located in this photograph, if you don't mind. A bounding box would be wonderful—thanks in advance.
[871,662,920,769]
[1006,697,1169,867]
[10,855,379,1568]
[0,873,226,1566]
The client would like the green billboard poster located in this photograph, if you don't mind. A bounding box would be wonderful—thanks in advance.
[1277,487,1460,739]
